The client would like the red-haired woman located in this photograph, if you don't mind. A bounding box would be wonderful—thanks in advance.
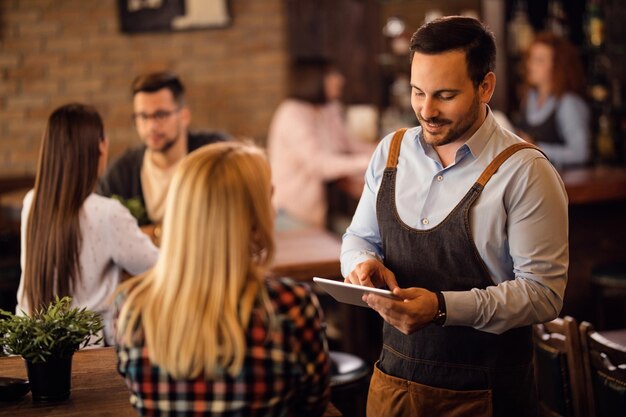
[518,31,590,168]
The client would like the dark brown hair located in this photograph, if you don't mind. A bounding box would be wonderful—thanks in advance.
[23,103,104,311]
[131,71,186,105]
[287,58,332,105]
[525,31,586,98]
[410,16,496,87]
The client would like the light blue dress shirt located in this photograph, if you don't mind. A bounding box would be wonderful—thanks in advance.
[341,109,569,334]
[524,89,590,168]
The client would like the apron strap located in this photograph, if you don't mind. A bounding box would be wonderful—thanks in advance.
[385,128,408,169]
[385,129,546,187]
[475,143,546,188]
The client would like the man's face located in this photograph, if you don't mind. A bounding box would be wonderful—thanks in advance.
[133,88,190,153]
[410,50,484,147]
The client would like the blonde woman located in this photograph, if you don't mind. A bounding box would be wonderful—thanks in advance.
[115,142,330,416]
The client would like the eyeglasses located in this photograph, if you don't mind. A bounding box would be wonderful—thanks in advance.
[132,108,180,123]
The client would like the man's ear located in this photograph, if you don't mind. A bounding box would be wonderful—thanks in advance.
[180,106,191,127]
[479,72,496,104]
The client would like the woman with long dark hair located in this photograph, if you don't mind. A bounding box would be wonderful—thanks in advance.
[17,103,158,344]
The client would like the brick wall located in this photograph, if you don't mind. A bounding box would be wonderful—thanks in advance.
[0,0,288,176]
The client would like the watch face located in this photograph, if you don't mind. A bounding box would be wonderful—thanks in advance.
[432,311,446,326]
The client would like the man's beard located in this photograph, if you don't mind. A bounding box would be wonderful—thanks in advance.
[157,134,179,153]
[147,131,180,153]
[417,94,480,147]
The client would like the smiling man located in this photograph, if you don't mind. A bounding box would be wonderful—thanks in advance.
[342,16,568,417]
[98,72,228,231]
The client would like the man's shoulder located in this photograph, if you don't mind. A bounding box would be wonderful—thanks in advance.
[97,144,146,198]
[188,131,230,151]
[109,145,147,168]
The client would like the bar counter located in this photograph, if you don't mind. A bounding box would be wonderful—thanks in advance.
[334,165,626,324]
[0,347,342,416]
[336,165,626,206]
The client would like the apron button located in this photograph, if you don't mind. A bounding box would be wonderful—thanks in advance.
[422,218,429,225]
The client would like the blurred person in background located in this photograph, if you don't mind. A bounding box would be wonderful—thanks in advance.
[115,142,330,416]
[18,103,158,346]
[98,71,228,241]
[517,31,590,168]
[267,58,372,230]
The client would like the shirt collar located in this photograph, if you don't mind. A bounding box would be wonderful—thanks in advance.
[463,105,497,159]
[413,105,497,166]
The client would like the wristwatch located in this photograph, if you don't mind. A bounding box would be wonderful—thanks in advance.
[432,291,447,326]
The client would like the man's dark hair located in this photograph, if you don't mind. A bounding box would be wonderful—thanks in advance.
[131,71,186,105]
[410,16,496,87]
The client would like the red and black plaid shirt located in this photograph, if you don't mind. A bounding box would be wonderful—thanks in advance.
[116,278,330,416]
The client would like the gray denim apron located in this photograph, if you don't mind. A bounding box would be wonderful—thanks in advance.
[367,129,541,417]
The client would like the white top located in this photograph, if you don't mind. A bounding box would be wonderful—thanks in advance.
[268,100,372,228]
[17,191,159,344]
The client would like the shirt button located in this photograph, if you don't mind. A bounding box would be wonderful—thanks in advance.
[436,175,444,182]
[422,218,429,225]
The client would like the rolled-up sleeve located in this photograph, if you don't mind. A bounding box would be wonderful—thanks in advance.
[444,157,568,334]
[340,137,390,276]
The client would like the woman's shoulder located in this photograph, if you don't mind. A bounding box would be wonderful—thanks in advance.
[557,93,590,118]
[82,193,134,218]
[559,92,587,106]
[265,277,316,311]
[276,99,315,117]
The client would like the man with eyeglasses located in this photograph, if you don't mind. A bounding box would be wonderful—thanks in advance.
[98,71,227,240]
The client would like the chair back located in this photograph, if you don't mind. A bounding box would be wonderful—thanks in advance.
[533,316,587,417]
[579,321,626,417]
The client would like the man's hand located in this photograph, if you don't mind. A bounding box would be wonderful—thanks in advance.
[345,259,398,289]
[140,223,161,246]
[363,287,439,335]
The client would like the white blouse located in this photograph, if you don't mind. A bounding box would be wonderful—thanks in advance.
[17,191,159,344]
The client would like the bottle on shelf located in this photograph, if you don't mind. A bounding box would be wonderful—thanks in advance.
[586,0,605,49]
[595,106,617,164]
[546,0,569,38]
[507,0,534,56]
[587,54,611,108]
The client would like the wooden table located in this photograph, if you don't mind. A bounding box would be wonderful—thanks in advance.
[0,347,342,416]
[272,228,343,281]
[560,166,626,205]
[336,166,626,205]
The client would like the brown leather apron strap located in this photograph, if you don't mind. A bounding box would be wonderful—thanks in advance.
[385,128,408,169]
[475,143,545,188]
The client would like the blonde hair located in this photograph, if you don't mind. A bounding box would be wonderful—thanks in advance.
[117,141,275,379]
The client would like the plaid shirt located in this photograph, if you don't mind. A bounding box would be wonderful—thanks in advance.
[116,278,330,417]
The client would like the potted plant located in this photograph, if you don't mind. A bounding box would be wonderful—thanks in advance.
[0,296,103,402]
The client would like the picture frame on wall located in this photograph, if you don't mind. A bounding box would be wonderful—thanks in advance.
[118,0,231,33]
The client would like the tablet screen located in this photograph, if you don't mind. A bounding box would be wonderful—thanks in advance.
[313,277,400,308]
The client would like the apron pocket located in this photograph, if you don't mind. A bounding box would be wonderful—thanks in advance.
[368,362,493,417]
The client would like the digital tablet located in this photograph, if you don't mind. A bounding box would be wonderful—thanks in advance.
[313,277,400,308]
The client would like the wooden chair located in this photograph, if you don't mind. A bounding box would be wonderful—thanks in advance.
[329,351,370,417]
[533,316,588,417]
[591,262,626,330]
[579,321,626,417]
